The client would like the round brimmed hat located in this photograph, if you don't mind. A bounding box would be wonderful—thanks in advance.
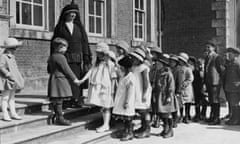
[169,54,179,62]
[1,38,22,48]
[226,47,240,54]
[63,2,79,15]
[116,40,129,52]
[151,47,162,55]
[178,52,189,63]
[96,42,110,53]
[158,53,169,65]
[130,48,146,62]
[118,55,133,68]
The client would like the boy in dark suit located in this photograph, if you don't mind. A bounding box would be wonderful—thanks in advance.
[204,42,225,125]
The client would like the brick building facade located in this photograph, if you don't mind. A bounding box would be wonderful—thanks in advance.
[0,0,161,92]
[0,0,238,92]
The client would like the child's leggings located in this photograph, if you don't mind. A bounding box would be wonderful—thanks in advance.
[1,89,18,118]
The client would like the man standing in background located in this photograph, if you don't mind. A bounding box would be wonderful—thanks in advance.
[204,42,225,125]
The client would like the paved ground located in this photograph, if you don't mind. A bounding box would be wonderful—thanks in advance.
[43,106,240,144]
[99,122,240,144]
[98,107,240,144]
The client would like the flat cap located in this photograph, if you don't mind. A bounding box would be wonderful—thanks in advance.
[226,47,240,54]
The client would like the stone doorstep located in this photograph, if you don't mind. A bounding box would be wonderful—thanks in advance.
[0,102,50,117]
[75,120,141,144]
[0,101,50,116]
[1,112,102,144]
[47,120,141,144]
[0,107,99,135]
[0,94,50,115]
[15,94,48,99]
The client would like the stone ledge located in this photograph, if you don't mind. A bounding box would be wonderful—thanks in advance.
[216,28,226,36]
[212,2,226,10]
[216,11,226,19]
[212,19,226,27]
[131,40,156,48]
[10,28,53,40]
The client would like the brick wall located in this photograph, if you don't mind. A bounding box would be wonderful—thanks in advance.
[14,0,158,92]
[162,0,217,58]
[211,0,226,54]
[15,39,50,92]
[115,0,133,44]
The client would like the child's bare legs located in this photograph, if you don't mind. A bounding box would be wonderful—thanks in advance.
[1,91,11,121]
[97,108,110,132]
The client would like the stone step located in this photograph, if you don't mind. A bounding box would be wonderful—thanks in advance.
[1,112,102,144]
[0,97,50,116]
[15,94,48,99]
[47,127,119,144]
[46,120,141,144]
[0,107,99,135]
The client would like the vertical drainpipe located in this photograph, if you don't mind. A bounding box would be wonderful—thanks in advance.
[157,0,162,49]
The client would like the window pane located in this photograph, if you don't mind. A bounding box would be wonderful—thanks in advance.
[23,0,31,2]
[139,25,143,38]
[96,1,102,16]
[89,16,95,33]
[96,17,102,33]
[139,12,143,24]
[22,3,32,25]
[135,11,138,23]
[89,0,94,14]
[140,0,144,10]
[34,5,43,26]
[16,2,20,24]
[34,0,42,4]
[135,0,139,9]
[135,25,138,38]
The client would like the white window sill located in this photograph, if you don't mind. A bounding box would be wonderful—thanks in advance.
[10,28,53,40]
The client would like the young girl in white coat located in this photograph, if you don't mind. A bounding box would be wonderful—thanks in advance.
[130,47,152,138]
[79,42,116,133]
[0,38,25,121]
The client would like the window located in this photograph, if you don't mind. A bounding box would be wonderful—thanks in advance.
[0,0,3,7]
[16,0,48,29]
[86,0,105,36]
[133,0,146,41]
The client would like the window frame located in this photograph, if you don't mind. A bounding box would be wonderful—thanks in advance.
[133,0,147,41]
[15,0,48,30]
[85,0,106,37]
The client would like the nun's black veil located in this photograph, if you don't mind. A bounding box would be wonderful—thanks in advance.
[50,1,91,64]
